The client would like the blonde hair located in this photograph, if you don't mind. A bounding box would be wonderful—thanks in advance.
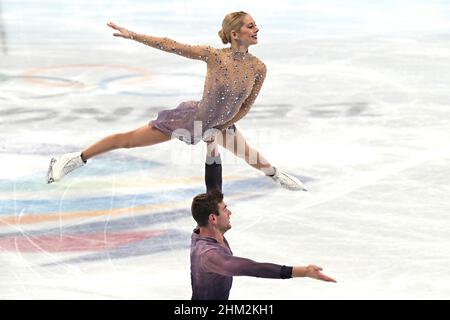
[218,11,248,45]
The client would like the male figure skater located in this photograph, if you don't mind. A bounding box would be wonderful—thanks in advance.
[190,139,336,300]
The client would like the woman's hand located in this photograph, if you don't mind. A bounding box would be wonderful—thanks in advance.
[107,21,132,39]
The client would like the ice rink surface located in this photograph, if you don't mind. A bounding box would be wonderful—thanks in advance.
[0,0,449,299]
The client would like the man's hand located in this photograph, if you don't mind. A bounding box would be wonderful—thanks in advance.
[107,21,132,39]
[293,265,337,283]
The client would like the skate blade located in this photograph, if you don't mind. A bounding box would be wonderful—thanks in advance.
[271,179,307,191]
[282,181,307,192]
[47,158,56,184]
[281,186,308,192]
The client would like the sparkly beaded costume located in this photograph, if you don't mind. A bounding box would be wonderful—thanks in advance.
[128,32,267,144]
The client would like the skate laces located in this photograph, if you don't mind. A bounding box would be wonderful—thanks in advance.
[279,171,296,183]
[273,170,300,186]
[61,156,82,176]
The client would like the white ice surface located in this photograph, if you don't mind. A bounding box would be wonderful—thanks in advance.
[0,0,449,299]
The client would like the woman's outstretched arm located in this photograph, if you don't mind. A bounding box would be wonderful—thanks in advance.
[107,21,214,62]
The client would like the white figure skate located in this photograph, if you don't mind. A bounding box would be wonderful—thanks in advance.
[47,152,85,184]
[270,167,307,191]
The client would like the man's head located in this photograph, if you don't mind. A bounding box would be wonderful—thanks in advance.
[191,191,232,232]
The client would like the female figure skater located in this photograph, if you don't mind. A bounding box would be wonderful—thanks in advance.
[47,11,305,191]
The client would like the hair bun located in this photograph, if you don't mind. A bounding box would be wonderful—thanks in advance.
[218,29,228,44]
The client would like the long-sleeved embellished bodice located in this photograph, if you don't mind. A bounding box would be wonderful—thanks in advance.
[129,31,266,142]
[195,46,266,130]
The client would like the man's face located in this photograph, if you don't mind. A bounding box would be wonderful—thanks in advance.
[214,200,232,233]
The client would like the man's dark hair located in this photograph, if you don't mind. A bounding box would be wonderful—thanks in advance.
[191,190,224,227]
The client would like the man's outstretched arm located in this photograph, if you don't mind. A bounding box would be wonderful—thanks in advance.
[201,250,336,283]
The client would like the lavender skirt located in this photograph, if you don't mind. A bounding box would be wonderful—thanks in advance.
[149,100,201,145]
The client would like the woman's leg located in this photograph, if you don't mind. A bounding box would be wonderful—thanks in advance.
[81,125,171,161]
[217,126,275,176]
[215,126,306,191]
